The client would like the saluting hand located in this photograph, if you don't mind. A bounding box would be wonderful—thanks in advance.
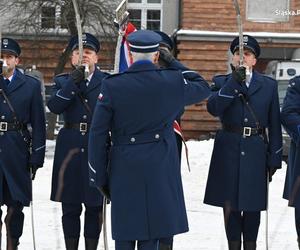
[158,48,175,66]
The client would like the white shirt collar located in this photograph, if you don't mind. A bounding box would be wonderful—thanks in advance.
[86,72,94,86]
[246,71,253,88]
[4,70,15,82]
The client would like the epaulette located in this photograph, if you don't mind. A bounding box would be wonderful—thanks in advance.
[211,73,230,91]
[55,72,69,78]
[288,76,300,88]
[103,71,125,80]
[24,73,40,83]
[261,73,277,82]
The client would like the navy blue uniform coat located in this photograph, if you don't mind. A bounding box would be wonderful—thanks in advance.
[204,71,282,211]
[281,76,300,208]
[88,60,210,241]
[47,68,108,206]
[0,69,46,206]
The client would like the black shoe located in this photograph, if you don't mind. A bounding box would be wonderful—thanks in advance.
[243,241,256,250]
[65,238,79,250]
[159,242,173,250]
[85,238,99,250]
[228,241,241,250]
[298,238,300,249]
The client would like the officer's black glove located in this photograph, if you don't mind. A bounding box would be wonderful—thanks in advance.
[158,48,175,66]
[70,65,85,85]
[97,185,111,203]
[231,64,246,84]
[28,164,41,180]
[268,168,277,182]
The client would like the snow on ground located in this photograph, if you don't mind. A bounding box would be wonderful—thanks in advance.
[1,139,297,249]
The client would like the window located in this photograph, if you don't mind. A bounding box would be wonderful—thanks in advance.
[128,0,162,30]
[41,6,56,29]
[40,2,68,31]
[246,0,290,22]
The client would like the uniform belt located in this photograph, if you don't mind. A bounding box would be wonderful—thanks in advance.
[64,122,89,132]
[112,127,173,146]
[222,124,265,137]
[0,122,24,132]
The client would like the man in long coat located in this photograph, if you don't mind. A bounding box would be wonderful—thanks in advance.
[204,35,282,250]
[47,33,108,250]
[0,37,46,249]
[88,30,210,250]
[281,75,300,248]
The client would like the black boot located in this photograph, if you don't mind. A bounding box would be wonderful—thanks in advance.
[243,241,256,250]
[228,241,241,250]
[6,238,19,250]
[65,238,79,250]
[85,238,99,250]
[159,242,173,250]
[298,238,300,249]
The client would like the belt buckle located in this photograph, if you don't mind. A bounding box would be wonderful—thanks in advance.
[243,127,251,137]
[80,122,88,132]
[0,122,8,132]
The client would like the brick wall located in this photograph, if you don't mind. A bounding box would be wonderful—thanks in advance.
[17,38,115,84]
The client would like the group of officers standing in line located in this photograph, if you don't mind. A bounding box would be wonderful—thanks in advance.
[0,27,300,250]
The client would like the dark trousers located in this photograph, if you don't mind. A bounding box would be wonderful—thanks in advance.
[295,207,300,237]
[159,237,173,246]
[62,202,102,239]
[224,210,261,241]
[115,240,159,250]
[0,177,24,239]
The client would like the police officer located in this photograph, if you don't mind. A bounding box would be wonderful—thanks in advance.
[88,30,210,250]
[154,30,181,250]
[281,76,300,248]
[0,38,46,249]
[203,35,282,250]
[47,33,108,250]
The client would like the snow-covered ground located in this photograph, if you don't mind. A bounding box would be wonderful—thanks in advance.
[1,139,297,249]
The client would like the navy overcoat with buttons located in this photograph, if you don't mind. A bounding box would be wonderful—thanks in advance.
[281,76,300,208]
[204,71,282,211]
[88,60,210,241]
[0,69,46,206]
[47,68,108,206]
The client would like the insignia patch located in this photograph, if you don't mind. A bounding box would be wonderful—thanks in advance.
[98,93,104,100]
[3,39,8,46]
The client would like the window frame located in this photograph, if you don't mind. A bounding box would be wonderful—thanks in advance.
[246,0,290,23]
[128,0,163,30]
[40,2,68,33]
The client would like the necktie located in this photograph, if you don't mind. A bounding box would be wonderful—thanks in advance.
[4,79,10,86]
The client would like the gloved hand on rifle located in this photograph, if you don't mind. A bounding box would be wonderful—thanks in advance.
[70,65,85,85]
[28,164,42,180]
[268,167,277,182]
[231,64,246,84]
[97,185,110,203]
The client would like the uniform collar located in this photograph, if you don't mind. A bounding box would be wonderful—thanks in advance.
[127,60,158,72]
